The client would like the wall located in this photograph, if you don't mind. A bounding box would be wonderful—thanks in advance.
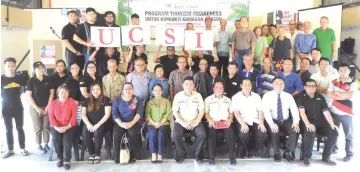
[50,0,117,13]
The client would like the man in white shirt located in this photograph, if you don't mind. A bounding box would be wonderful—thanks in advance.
[172,76,206,163]
[285,20,301,60]
[309,48,339,77]
[231,78,268,159]
[204,81,236,165]
[262,77,300,163]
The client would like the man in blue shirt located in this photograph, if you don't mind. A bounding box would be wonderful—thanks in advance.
[295,21,316,70]
[279,58,304,96]
[238,54,262,94]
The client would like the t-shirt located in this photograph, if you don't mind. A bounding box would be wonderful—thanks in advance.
[269,37,291,61]
[313,27,336,58]
[52,73,69,92]
[75,21,99,54]
[26,76,54,107]
[254,37,268,64]
[94,54,111,78]
[224,74,242,98]
[127,52,148,73]
[159,55,178,79]
[79,76,102,100]
[83,96,111,124]
[62,23,82,52]
[231,29,256,50]
[1,75,28,109]
[64,76,82,102]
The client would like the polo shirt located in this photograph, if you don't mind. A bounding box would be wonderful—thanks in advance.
[191,55,214,74]
[296,91,329,123]
[26,76,54,107]
[260,70,277,94]
[172,91,204,122]
[127,52,148,73]
[207,75,225,95]
[328,78,358,116]
[313,27,336,58]
[295,33,317,54]
[61,22,82,52]
[254,37,268,65]
[168,69,193,95]
[64,76,82,102]
[204,94,231,121]
[310,72,338,105]
[126,71,151,100]
[231,92,262,125]
[308,63,339,77]
[262,90,300,125]
[112,95,144,122]
[215,30,232,57]
[1,74,28,109]
[269,37,291,61]
[224,74,242,98]
[102,73,125,101]
[79,76,102,100]
[296,70,312,85]
[238,67,262,93]
[149,77,169,98]
[231,29,256,50]
[279,72,304,94]
[159,54,178,79]
[145,97,171,125]
[52,73,69,91]
[83,96,111,124]
[48,98,77,127]
[75,21,99,54]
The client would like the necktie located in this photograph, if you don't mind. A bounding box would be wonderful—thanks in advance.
[277,93,283,125]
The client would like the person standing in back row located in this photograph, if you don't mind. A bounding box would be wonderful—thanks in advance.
[153,45,179,79]
[313,16,336,63]
[295,21,316,70]
[214,19,232,77]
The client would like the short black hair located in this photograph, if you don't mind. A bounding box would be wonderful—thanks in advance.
[228,61,238,68]
[67,10,77,16]
[212,81,224,88]
[241,77,252,85]
[153,64,163,72]
[86,7,96,14]
[104,11,115,18]
[273,76,285,83]
[261,24,269,29]
[131,13,139,19]
[4,57,16,64]
[283,58,293,63]
[152,83,163,91]
[209,63,219,69]
[167,46,175,50]
[311,48,321,53]
[177,56,186,62]
[301,57,311,64]
[304,79,317,85]
[269,24,277,29]
[186,23,193,27]
[183,76,194,83]
[318,57,329,64]
[235,20,240,23]
[339,63,350,70]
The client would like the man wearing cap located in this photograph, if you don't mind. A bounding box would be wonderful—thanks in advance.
[74,7,99,64]
[1,58,30,158]
[231,16,256,70]
[61,10,84,71]
[295,21,317,70]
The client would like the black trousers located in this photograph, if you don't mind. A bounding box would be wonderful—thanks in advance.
[237,122,268,153]
[2,107,25,150]
[267,119,297,152]
[82,124,105,156]
[113,123,141,162]
[301,120,338,159]
[218,56,229,77]
[65,49,85,72]
[51,127,76,162]
[173,122,206,158]
[208,124,236,160]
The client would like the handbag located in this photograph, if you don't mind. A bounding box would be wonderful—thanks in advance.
[119,133,130,164]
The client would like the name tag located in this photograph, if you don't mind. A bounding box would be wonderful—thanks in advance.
[232,82,237,85]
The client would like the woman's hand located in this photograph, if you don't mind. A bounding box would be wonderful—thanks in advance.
[91,123,101,132]
[154,122,161,129]
[86,123,94,132]
[36,107,47,116]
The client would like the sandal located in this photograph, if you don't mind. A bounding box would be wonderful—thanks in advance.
[94,156,101,164]
[21,150,30,156]
[88,156,95,164]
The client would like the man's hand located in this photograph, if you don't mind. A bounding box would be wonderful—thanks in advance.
[208,119,216,128]
[121,122,130,129]
[225,119,232,127]
[258,123,267,133]
[214,56,219,62]
[189,120,199,128]
[157,44,163,51]
[298,53,304,59]
[154,122,161,129]
[270,123,279,133]
[305,123,316,132]
[240,123,249,133]
[292,124,300,133]
[330,123,339,130]
[129,45,134,51]
[36,107,46,116]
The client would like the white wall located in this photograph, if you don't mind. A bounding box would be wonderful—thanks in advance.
[50,0,117,13]
[249,0,313,17]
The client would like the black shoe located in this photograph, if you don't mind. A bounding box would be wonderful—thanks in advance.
[64,163,70,170]
[44,144,50,152]
[2,150,15,159]
[195,157,203,163]
[209,159,216,165]
[332,146,339,154]
[129,159,136,164]
[241,151,248,159]
[185,137,193,145]
[322,157,336,166]
[176,157,185,164]
[284,151,295,163]
[248,152,254,158]
[304,159,311,166]
[230,158,237,165]
[274,151,281,162]
[343,154,353,162]
[56,160,64,167]
[114,160,120,164]
[151,160,158,164]
[37,145,47,154]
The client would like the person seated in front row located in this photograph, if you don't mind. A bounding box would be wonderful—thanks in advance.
[112,82,144,164]
[262,77,300,163]
[232,78,268,159]
[146,84,171,163]
[172,76,206,163]
[204,82,236,165]
[296,79,338,166]
[48,84,78,170]
[81,83,111,164]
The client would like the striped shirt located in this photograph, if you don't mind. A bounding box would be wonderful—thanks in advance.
[260,70,277,94]
[328,78,357,116]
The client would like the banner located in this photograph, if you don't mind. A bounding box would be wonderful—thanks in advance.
[275,10,297,30]
[156,26,184,46]
[184,30,213,50]
[91,27,121,47]
[121,25,151,45]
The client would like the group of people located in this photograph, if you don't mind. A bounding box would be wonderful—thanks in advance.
[0,6,357,171]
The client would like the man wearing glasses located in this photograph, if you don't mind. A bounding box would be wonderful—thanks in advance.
[153,45,179,79]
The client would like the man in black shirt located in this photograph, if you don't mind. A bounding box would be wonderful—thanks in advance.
[224,62,241,98]
[1,57,29,158]
[153,45,178,79]
[102,11,119,27]
[269,26,293,62]
[73,7,99,65]
[62,10,84,71]
[296,58,312,85]
[296,79,338,166]
[188,50,216,74]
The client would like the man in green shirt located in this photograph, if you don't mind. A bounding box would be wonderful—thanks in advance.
[313,16,336,62]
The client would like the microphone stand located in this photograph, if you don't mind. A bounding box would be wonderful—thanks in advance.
[50,27,61,40]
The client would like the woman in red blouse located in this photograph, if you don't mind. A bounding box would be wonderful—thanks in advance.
[48,84,77,170]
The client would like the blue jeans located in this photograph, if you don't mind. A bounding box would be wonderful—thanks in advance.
[334,114,353,156]
[148,125,170,155]
[235,49,250,70]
